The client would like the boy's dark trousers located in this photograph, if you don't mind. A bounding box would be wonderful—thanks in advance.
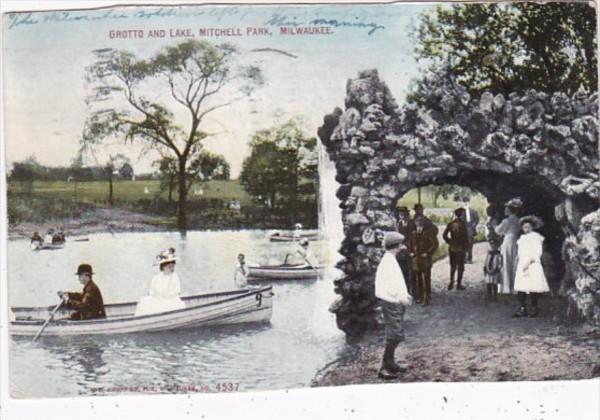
[448,251,466,289]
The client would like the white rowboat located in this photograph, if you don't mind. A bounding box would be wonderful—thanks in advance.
[247,265,322,281]
[10,286,273,336]
[30,242,66,251]
[269,232,319,242]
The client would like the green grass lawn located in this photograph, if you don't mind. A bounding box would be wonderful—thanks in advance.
[8,179,254,206]
[397,186,489,219]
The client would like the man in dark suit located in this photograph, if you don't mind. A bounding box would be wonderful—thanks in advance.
[59,264,106,320]
[462,196,480,263]
[396,206,416,298]
[442,208,470,290]
[408,216,439,305]
[413,203,439,235]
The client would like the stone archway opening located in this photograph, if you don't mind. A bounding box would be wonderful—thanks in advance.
[319,69,600,339]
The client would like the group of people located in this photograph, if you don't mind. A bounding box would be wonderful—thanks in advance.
[31,228,65,245]
[485,197,549,317]
[58,248,186,321]
[59,233,319,321]
[394,199,480,307]
[375,196,550,379]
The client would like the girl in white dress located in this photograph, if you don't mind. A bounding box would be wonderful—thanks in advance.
[135,248,186,316]
[512,216,549,318]
[495,198,523,294]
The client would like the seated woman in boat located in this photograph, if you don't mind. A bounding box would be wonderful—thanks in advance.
[44,228,55,244]
[297,239,318,268]
[58,263,106,321]
[134,248,186,317]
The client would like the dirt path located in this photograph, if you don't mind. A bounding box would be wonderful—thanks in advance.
[314,243,600,385]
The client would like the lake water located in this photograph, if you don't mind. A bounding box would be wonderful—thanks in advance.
[8,231,345,398]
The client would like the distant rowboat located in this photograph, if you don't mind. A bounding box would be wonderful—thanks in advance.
[10,286,273,336]
[30,242,66,251]
[247,264,322,281]
[269,232,319,242]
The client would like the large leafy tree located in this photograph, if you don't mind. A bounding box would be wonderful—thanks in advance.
[154,150,230,204]
[240,121,317,215]
[83,40,262,229]
[412,3,597,98]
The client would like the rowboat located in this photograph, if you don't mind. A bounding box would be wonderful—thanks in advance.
[30,242,66,251]
[247,264,323,281]
[10,286,273,336]
[269,232,319,242]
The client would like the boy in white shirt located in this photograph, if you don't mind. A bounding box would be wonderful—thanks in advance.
[375,232,413,379]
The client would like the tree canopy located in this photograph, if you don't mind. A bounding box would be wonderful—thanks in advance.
[83,40,260,229]
[412,3,597,98]
[240,120,317,217]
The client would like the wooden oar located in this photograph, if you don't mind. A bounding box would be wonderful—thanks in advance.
[32,301,63,342]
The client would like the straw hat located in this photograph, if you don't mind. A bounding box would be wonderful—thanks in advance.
[155,248,177,265]
[519,215,544,229]
[505,197,523,208]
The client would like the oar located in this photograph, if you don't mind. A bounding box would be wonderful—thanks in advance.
[32,301,63,342]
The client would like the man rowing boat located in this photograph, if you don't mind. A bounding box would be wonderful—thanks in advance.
[58,264,106,321]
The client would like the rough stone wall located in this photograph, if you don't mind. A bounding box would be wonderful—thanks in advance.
[319,69,600,339]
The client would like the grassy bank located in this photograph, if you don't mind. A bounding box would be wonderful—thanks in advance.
[7,179,318,230]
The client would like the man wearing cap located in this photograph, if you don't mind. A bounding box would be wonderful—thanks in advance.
[58,264,106,321]
[442,208,470,290]
[395,206,415,297]
[408,216,439,305]
[375,232,412,380]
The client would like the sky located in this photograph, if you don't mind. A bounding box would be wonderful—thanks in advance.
[2,3,433,178]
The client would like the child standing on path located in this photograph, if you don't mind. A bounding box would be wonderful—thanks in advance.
[375,232,413,380]
[483,239,503,301]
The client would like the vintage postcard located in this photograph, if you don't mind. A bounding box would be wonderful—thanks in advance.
[1,0,599,418]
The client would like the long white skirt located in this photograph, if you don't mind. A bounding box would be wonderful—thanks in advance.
[499,235,518,294]
[134,296,186,316]
[514,260,550,293]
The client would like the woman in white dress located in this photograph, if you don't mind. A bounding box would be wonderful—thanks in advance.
[135,248,186,316]
[494,198,522,294]
[512,216,549,318]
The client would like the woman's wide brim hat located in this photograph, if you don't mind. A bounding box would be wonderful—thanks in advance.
[519,215,544,229]
[155,248,177,265]
[504,197,523,208]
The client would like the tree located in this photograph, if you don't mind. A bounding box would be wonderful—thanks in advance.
[83,40,263,229]
[412,3,597,98]
[154,156,178,203]
[240,120,317,217]
[104,154,129,205]
[119,162,134,180]
[9,156,41,193]
[154,149,230,204]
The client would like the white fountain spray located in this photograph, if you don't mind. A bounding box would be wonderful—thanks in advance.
[318,142,344,281]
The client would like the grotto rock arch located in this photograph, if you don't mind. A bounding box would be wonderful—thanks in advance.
[319,69,600,339]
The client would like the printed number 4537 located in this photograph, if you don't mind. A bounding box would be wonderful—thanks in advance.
[215,382,239,392]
